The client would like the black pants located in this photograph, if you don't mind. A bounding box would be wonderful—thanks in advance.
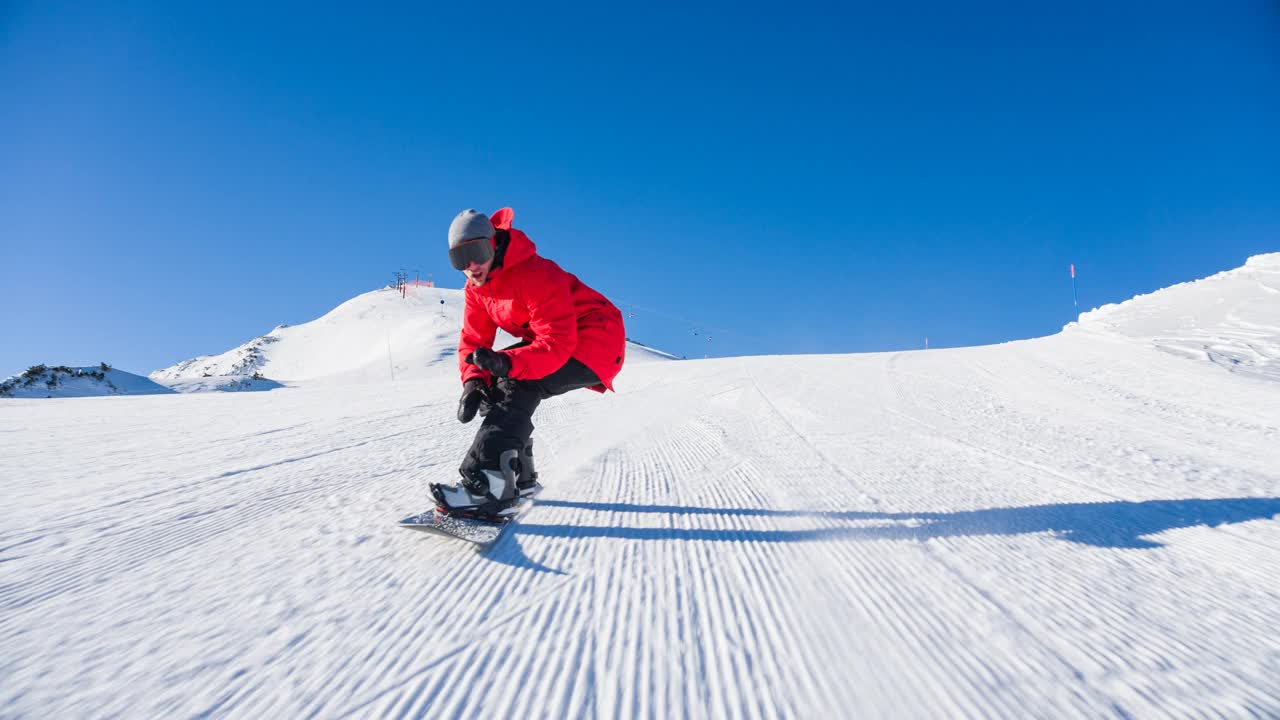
[460,357,601,476]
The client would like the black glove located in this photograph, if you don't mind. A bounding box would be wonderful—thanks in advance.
[457,378,488,424]
[465,346,512,378]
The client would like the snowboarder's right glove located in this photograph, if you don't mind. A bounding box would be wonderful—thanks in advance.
[457,378,488,424]
[465,346,512,378]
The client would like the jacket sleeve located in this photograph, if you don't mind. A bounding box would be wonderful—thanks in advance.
[458,290,498,385]
[505,265,578,380]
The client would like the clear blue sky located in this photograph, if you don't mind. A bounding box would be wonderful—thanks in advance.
[3,1,1278,377]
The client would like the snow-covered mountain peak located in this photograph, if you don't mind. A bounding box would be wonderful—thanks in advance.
[152,283,673,391]
[150,285,468,389]
[1,365,175,398]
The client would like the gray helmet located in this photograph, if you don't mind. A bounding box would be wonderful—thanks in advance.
[448,209,495,270]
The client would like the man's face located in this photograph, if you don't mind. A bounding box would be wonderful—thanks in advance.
[464,257,495,287]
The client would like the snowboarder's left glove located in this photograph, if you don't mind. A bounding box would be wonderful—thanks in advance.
[457,378,488,424]
[465,347,512,378]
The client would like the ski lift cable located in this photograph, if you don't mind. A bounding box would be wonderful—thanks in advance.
[609,296,774,344]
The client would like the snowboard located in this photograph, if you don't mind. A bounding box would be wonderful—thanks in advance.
[398,495,536,548]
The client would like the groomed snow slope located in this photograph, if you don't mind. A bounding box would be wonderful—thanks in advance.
[3,257,1279,717]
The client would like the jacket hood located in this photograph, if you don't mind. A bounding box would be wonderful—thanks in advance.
[490,207,536,270]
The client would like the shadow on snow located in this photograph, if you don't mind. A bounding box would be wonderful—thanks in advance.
[484,497,1280,572]
[520,496,1280,548]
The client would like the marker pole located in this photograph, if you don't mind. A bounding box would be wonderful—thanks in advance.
[1070,263,1079,317]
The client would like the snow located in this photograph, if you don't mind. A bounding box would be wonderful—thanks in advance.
[3,257,1280,717]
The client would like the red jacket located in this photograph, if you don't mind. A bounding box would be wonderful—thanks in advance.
[458,208,625,392]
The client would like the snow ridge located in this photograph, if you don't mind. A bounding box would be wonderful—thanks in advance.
[1072,252,1280,382]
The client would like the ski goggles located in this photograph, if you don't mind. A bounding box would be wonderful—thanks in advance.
[448,236,494,271]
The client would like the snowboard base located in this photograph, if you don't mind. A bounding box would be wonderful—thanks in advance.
[398,496,534,547]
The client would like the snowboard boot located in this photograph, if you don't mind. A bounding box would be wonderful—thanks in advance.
[432,449,523,521]
[516,439,543,499]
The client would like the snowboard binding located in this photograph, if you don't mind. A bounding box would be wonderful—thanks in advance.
[431,443,542,522]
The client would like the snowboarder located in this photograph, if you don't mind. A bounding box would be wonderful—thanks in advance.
[431,207,626,520]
